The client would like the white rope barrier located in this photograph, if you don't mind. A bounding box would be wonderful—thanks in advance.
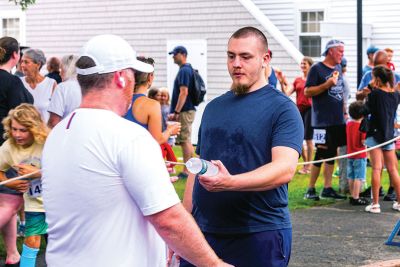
[164,135,400,167]
[0,170,40,186]
[297,135,400,166]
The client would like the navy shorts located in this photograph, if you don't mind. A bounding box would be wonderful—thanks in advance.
[180,228,292,267]
[300,108,313,140]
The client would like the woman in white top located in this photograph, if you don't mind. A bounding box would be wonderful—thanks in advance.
[20,49,57,123]
[47,55,82,128]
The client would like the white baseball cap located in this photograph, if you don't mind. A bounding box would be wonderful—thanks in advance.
[76,34,154,75]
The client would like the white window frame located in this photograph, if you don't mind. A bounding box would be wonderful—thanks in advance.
[299,10,325,58]
[0,10,26,45]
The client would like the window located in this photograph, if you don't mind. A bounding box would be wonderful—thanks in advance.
[2,18,20,40]
[299,11,324,57]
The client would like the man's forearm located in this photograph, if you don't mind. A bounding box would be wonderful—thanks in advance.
[147,204,223,267]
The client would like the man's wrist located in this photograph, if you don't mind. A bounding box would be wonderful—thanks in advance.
[174,110,180,115]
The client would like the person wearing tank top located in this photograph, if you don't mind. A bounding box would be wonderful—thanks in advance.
[124,94,149,129]
[20,49,57,123]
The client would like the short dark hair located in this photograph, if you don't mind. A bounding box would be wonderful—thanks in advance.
[76,56,114,95]
[372,65,394,88]
[147,87,159,99]
[0,36,19,65]
[134,56,154,90]
[230,27,268,52]
[349,100,366,120]
[47,57,61,72]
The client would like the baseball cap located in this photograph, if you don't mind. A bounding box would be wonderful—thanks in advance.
[168,46,188,56]
[321,39,344,56]
[76,34,154,76]
[366,45,379,55]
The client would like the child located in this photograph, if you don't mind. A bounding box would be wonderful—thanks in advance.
[347,101,369,205]
[1,104,49,266]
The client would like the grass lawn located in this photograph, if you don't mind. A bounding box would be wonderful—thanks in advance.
[0,146,393,258]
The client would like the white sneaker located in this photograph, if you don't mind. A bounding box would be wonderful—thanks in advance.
[392,201,400,211]
[365,203,381,213]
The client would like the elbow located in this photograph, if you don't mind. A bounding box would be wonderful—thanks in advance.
[282,163,297,184]
[303,88,312,97]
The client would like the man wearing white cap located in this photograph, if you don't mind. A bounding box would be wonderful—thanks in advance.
[41,35,231,267]
[303,39,347,201]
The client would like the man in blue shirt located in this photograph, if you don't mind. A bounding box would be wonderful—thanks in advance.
[168,46,196,179]
[303,39,347,200]
[362,45,379,76]
[181,27,303,267]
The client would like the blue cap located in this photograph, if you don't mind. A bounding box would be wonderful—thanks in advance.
[321,39,344,56]
[168,46,187,56]
[366,45,379,55]
[340,57,347,68]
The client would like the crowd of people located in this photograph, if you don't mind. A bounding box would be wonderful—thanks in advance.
[0,26,399,266]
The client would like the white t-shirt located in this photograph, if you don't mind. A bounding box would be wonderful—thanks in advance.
[47,79,82,119]
[21,76,56,123]
[42,108,180,267]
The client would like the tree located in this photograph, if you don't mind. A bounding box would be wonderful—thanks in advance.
[10,0,36,10]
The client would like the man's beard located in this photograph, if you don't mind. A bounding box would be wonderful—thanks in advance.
[231,83,250,95]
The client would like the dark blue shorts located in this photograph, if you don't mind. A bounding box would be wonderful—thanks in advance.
[180,228,292,267]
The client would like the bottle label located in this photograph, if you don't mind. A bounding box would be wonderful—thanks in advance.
[199,159,208,175]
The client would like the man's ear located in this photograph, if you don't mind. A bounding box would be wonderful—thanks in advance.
[114,72,126,88]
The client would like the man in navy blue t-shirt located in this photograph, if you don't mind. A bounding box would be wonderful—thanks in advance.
[181,27,303,267]
[168,46,196,179]
[303,39,347,200]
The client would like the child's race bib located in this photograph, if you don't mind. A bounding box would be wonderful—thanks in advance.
[313,129,326,144]
[28,179,42,198]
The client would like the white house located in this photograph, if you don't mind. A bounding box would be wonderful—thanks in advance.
[1,0,399,141]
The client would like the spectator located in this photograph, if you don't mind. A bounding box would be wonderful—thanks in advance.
[385,47,395,71]
[47,55,81,128]
[363,66,400,213]
[363,45,379,76]
[147,87,161,100]
[1,104,49,267]
[41,34,231,267]
[303,39,347,200]
[346,101,369,206]
[280,56,314,174]
[20,49,57,123]
[264,49,279,88]
[181,26,303,267]
[45,57,62,84]
[168,46,196,179]
[0,35,33,267]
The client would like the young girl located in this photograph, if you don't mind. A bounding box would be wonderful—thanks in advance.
[1,104,49,266]
[363,66,400,213]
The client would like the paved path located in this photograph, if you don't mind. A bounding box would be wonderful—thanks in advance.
[1,200,400,267]
[291,200,400,267]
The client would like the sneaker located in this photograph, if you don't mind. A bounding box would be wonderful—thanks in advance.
[392,201,400,211]
[17,223,25,237]
[320,187,346,200]
[384,187,397,201]
[332,168,339,178]
[359,186,385,198]
[350,197,370,206]
[304,188,320,200]
[365,203,381,213]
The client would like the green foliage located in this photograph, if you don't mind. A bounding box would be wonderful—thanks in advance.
[10,0,36,11]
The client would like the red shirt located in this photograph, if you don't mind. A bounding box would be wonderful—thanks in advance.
[293,77,312,112]
[346,120,367,159]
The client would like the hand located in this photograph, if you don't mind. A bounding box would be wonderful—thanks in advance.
[14,164,41,178]
[198,160,233,192]
[166,247,180,266]
[167,122,181,136]
[361,86,371,96]
[168,113,180,122]
[275,68,283,80]
[5,179,30,192]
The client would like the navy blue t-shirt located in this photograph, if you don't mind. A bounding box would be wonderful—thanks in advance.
[193,85,303,234]
[306,62,345,128]
[170,63,195,113]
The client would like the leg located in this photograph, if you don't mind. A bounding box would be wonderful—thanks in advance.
[323,162,334,188]
[305,139,314,171]
[383,149,400,203]
[369,148,383,205]
[0,193,23,264]
[181,141,194,174]
[177,111,195,175]
[20,235,41,267]
[348,179,354,196]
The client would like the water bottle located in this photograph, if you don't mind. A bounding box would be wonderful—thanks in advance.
[185,158,219,176]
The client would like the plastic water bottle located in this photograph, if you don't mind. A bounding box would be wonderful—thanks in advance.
[185,158,219,176]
